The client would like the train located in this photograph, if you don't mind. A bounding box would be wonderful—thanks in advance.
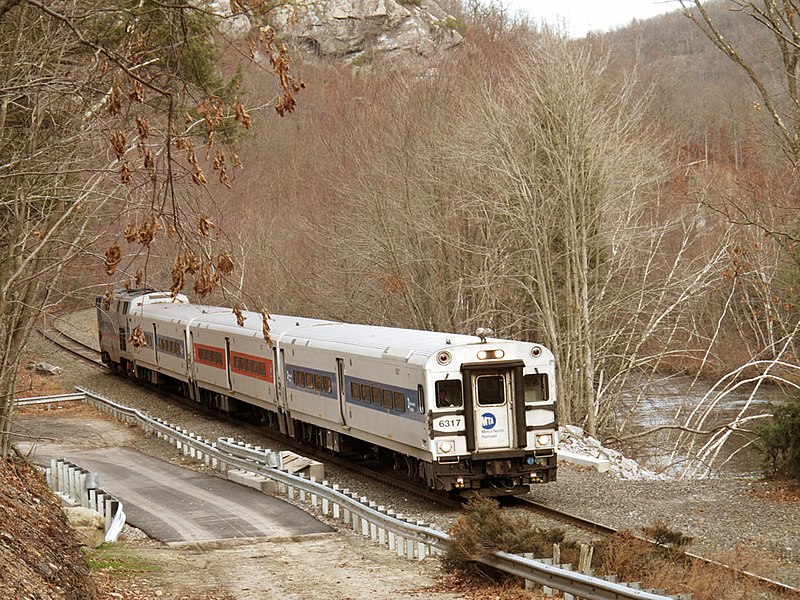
[96,289,558,496]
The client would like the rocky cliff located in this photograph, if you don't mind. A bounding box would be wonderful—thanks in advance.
[273,0,463,62]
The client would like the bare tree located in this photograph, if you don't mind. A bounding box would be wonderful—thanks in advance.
[0,0,301,458]
[680,0,800,169]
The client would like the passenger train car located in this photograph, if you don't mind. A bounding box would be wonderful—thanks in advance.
[97,289,558,496]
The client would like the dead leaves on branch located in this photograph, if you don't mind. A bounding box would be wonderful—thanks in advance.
[122,214,163,247]
[258,26,305,116]
[261,308,273,347]
[170,249,235,299]
[105,244,122,276]
[233,305,246,327]
[129,325,147,352]
[102,289,115,311]
[234,101,251,129]
[217,251,235,275]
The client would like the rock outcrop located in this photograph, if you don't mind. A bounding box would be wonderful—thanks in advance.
[273,0,463,62]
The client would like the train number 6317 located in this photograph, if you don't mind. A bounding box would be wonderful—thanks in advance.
[433,416,463,432]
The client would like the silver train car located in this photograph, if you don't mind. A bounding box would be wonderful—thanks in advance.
[97,289,558,496]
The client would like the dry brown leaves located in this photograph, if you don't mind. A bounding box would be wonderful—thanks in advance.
[171,251,203,297]
[198,213,215,237]
[216,251,234,275]
[212,149,230,188]
[135,115,149,138]
[108,84,123,116]
[234,100,251,129]
[102,288,114,311]
[109,131,126,159]
[123,214,163,247]
[259,26,305,116]
[129,325,147,351]
[233,305,246,327]
[193,262,220,298]
[105,244,122,276]
[260,308,273,346]
[129,80,145,103]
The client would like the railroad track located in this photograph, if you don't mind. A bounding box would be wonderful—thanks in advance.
[38,316,105,368]
[510,496,800,598]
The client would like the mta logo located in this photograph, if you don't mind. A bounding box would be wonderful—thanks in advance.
[481,412,496,430]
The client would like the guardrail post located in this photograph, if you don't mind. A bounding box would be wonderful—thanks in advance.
[78,471,87,507]
[416,520,428,560]
[341,488,350,524]
[368,502,378,541]
[298,474,306,503]
[332,484,341,520]
[67,466,76,499]
[387,509,397,552]
[360,498,369,537]
[104,497,114,532]
[310,477,318,508]
[541,557,555,596]
[377,506,387,546]
[321,481,329,515]
[350,494,360,532]
[96,492,105,520]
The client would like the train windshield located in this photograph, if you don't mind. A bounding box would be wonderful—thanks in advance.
[476,374,505,406]
[524,373,549,403]
[435,380,463,408]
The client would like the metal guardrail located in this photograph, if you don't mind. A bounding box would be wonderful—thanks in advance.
[15,392,85,406]
[73,386,684,600]
[45,457,126,543]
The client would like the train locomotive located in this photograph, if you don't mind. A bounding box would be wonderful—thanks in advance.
[97,289,558,496]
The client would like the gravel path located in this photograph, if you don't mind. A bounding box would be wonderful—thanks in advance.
[32,308,800,592]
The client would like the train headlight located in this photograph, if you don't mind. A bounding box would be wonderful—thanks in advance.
[535,434,553,448]
[477,349,505,360]
[436,351,452,365]
[437,440,455,454]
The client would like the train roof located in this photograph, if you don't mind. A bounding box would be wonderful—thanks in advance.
[128,292,539,363]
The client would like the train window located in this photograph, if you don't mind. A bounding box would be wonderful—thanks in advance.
[118,328,127,352]
[361,384,372,403]
[435,380,463,408]
[351,381,360,401]
[418,385,425,413]
[306,373,315,389]
[372,386,382,406]
[381,388,392,409]
[393,391,405,412]
[476,374,505,406]
[314,373,323,390]
[524,374,549,403]
[322,376,332,393]
[295,370,305,387]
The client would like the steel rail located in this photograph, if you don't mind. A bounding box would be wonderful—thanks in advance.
[513,497,799,597]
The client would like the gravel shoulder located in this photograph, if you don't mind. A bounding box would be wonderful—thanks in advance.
[18,308,800,597]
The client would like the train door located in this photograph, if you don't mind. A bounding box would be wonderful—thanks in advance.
[462,361,526,451]
[336,357,347,426]
[276,347,293,436]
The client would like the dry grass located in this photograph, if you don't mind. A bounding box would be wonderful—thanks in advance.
[445,501,788,599]
[597,531,783,600]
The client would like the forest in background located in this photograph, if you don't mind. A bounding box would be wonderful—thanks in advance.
[3,0,799,473]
